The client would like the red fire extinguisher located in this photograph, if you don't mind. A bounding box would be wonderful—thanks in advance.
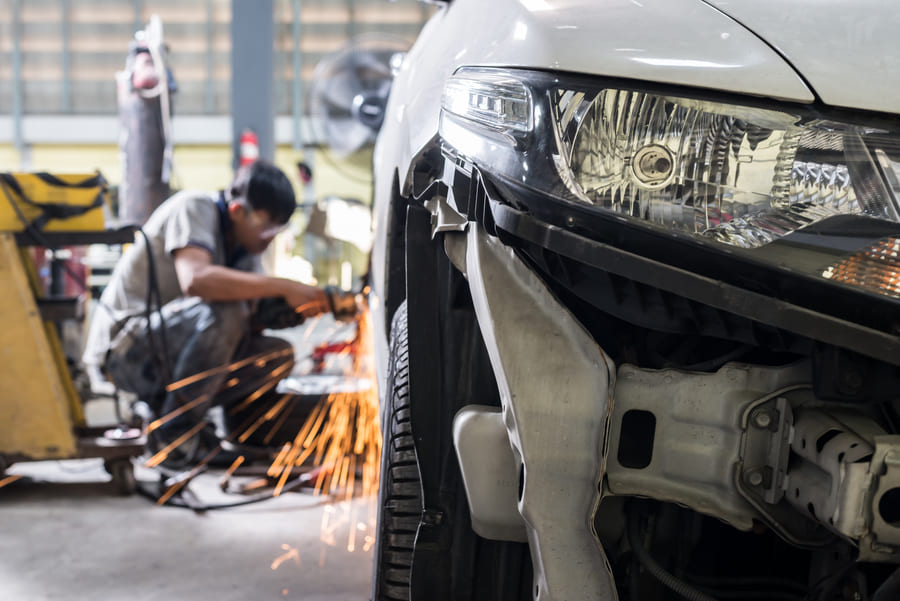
[239,128,259,167]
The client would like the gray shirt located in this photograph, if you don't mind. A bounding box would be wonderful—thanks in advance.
[82,190,260,367]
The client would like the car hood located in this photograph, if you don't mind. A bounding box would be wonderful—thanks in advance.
[704,0,900,114]
[384,0,817,197]
[428,0,814,103]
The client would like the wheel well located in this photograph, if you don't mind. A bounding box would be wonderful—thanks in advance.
[383,170,408,335]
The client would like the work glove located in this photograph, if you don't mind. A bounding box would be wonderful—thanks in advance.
[324,286,362,322]
[254,296,304,330]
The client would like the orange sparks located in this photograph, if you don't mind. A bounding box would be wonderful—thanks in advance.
[165,347,293,392]
[141,303,382,552]
[242,478,270,492]
[147,394,209,433]
[294,300,330,316]
[250,311,382,492]
[270,544,301,570]
[229,361,294,414]
[237,393,294,444]
[0,474,23,489]
[254,308,382,552]
[144,421,207,468]
[156,438,237,505]
[219,455,246,490]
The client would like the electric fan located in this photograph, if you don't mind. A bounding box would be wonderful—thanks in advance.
[308,34,409,156]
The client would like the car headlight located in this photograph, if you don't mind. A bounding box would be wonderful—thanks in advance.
[440,68,900,300]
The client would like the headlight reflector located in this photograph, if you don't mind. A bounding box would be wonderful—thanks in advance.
[552,89,897,247]
[440,69,900,251]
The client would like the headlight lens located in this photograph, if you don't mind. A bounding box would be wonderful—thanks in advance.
[442,70,533,135]
[440,69,900,251]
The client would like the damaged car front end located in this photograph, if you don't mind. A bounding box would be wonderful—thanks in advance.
[369,1,900,600]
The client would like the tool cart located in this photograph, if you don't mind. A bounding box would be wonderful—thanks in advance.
[0,171,143,493]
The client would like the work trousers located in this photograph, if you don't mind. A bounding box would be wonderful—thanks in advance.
[105,297,294,439]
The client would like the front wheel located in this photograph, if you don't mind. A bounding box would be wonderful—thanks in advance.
[373,303,422,600]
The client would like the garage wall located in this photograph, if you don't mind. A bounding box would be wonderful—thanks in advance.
[0,0,431,117]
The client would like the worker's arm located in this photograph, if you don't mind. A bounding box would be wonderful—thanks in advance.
[173,246,327,313]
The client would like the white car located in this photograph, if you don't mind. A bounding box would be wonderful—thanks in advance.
[368,1,900,600]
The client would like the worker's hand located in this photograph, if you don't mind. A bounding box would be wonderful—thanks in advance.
[283,281,330,318]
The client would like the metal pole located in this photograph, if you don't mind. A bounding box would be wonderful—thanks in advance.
[205,0,215,114]
[61,0,71,112]
[12,0,23,153]
[133,0,143,34]
[347,0,356,39]
[291,0,303,149]
[231,0,275,167]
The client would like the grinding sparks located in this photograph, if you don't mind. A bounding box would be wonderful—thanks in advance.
[267,309,381,503]
[145,421,207,468]
[142,304,382,550]
[164,348,294,393]
[270,544,301,570]
[0,474,23,489]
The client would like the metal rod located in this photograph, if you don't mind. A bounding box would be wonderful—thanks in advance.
[231,0,275,166]
[347,0,356,39]
[133,0,143,34]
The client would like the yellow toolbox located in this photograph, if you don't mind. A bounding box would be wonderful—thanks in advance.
[0,172,107,233]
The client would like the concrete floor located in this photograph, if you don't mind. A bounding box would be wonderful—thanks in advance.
[1,459,376,601]
[0,315,376,601]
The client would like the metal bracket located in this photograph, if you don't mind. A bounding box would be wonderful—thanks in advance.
[736,391,838,547]
[606,362,809,532]
[452,405,528,542]
[424,194,468,237]
[466,226,618,601]
[860,436,900,562]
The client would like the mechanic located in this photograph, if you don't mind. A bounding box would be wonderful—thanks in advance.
[82,160,330,458]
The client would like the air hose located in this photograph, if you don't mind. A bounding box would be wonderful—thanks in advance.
[627,511,720,601]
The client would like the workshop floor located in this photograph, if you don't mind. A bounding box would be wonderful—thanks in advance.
[0,315,376,601]
[1,460,376,601]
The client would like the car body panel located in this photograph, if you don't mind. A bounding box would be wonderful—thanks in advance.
[369,0,900,597]
[705,0,900,114]
[371,0,816,349]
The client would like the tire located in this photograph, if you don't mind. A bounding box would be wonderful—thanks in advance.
[374,302,421,601]
[373,276,533,600]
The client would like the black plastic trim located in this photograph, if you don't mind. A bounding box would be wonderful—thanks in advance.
[489,197,900,367]
[14,226,137,247]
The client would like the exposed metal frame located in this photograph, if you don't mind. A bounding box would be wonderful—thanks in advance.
[463,225,618,601]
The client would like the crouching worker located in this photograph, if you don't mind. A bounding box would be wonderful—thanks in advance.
[82,160,328,464]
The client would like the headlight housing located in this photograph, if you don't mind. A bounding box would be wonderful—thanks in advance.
[440,68,900,300]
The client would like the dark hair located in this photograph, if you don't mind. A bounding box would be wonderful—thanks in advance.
[229,160,296,223]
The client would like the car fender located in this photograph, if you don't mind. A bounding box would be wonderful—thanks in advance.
[371,0,814,344]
